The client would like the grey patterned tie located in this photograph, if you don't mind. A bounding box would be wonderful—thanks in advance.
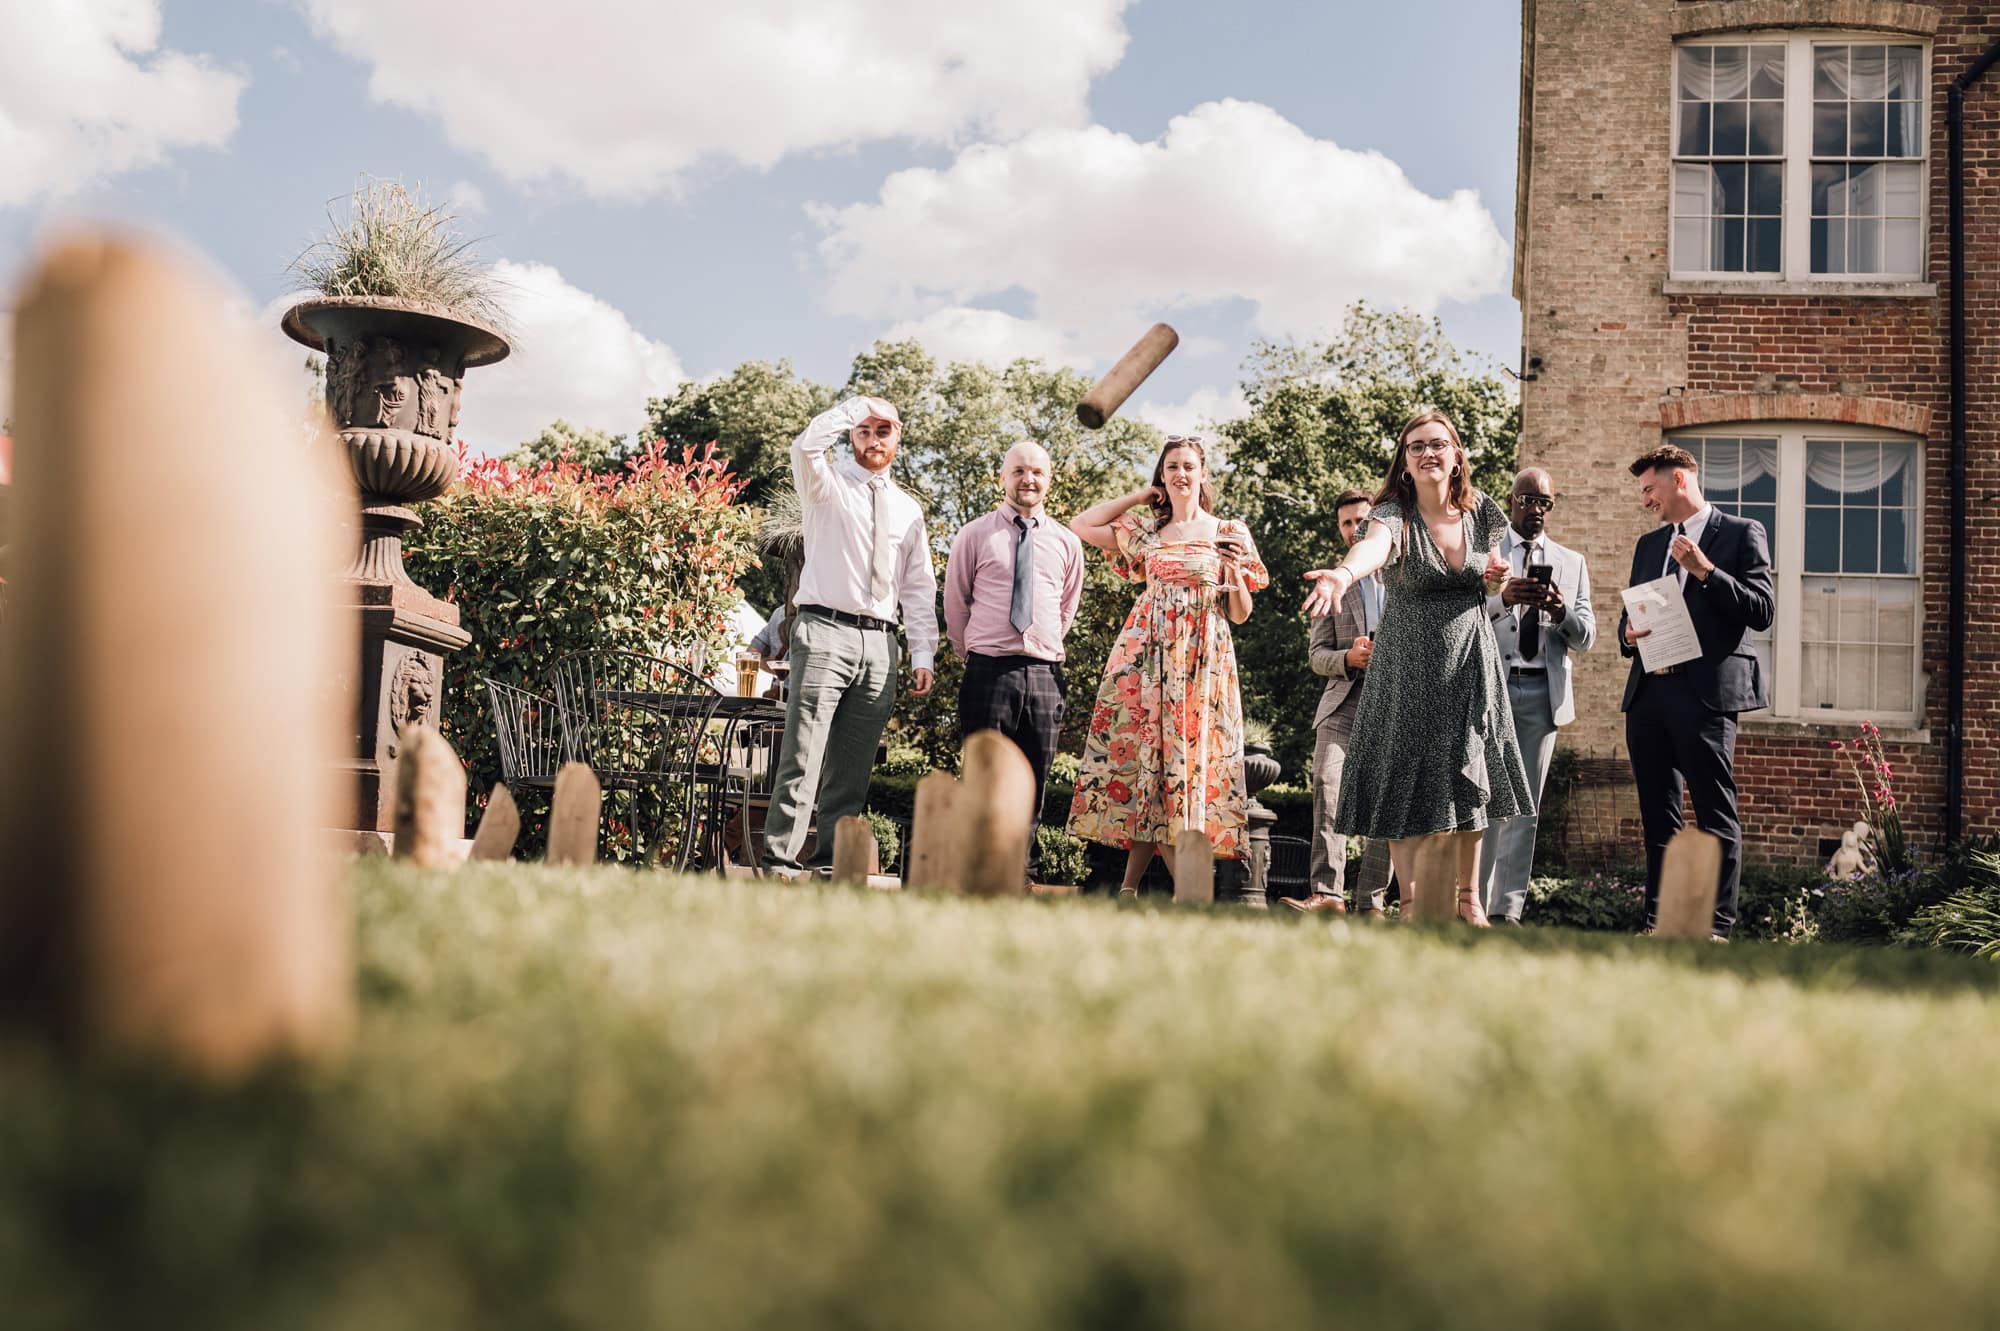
[869,475,895,602]
[1010,516,1034,633]
[1520,540,1542,660]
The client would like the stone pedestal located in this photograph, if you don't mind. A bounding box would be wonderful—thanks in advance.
[346,580,470,833]
[1236,742,1284,910]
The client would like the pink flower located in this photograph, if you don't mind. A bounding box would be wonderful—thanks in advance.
[1830,741,1845,750]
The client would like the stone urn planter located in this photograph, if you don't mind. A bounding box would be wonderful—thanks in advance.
[282,296,510,836]
[1235,739,1283,909]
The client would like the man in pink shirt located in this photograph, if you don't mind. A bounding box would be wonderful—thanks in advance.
[943,441,1085,883]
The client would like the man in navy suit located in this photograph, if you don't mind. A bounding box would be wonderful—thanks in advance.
[1617,445,1775,939]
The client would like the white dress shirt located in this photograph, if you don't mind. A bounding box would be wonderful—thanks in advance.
[1490,525,1547,670]
[790,398,939,670]
[1665,504,1714,584]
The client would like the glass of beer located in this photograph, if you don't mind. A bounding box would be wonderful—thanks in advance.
[735,654,761,698]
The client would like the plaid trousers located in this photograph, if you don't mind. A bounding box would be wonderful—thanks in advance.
[959,652,1065,877]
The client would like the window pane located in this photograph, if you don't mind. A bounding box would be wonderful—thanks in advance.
[1850,217,1882,272]
[1714,101,1749,156]
[1748,162,1782,214]
[1674,218,1710,270]
[1806,507,1840,569]
[1679,45,1712,100]
[1745,504,1779,550]
[1815,102,1848,156]
[1842,441,1883,506]
[1719,217,1746,271]
[1812,163,1846,216]
[1748,218,1783,272]
[1814,45,1847,99]
[1752,46,1786,98]
[1680,45,1713,100]
[1877,579,1918,644]
[1886,101,1920,157]
[1847,163,1886,215]
[1850,46,1888,101]
[1838,583,1877,641]
[1836,645,1874,711]
[1743,445,1778,501]
[1843,508,1880,572]
[1802,643,1835,708]
[1679,101,1712,156]
[1879,456,1906,506]
[1886,45,1922,100]
[1714,161,1747,214]
[1674,163,1714,216]
[1884,163,1922,216]
[1851,102,1887,157]
[1882,510,1911,574]
[1749,102,1784,156]
[1876,647,1915,712]
[1712,46,1750,99]
[1815,218,1848,273]
[1885,219,1921,274]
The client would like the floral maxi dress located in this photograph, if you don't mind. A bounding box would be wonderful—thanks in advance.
[1068,510,1270,858]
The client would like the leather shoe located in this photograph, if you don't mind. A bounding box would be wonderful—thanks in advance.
[1283,894,1347,915]
[1360,907,1388,921]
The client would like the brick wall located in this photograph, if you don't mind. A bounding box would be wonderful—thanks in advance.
[1518,0,2000,865]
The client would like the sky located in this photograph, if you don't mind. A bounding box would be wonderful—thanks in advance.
[0,0,1523,454]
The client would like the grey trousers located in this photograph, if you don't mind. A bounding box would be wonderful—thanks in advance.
[1480,672,1559,922]
[1309,696,1391,910]
[760,612,899,873]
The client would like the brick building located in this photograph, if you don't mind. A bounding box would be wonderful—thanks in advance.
[1514,0,2000,863]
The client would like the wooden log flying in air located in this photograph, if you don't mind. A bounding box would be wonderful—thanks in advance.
[468,784,521,862]
[956,730,1036,897]
[831,815,876,887]
[1655,827,1723,939]
[392,724,467,868]
[1076,323,1180,429]
[0,233,352,1075]
[904,770,962,892]
[1173,828,1215,905]
[545,762,602,866]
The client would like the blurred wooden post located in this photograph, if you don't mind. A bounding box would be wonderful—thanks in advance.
[905,770,961,892]
[0,234,351,1074]
[391,724,465,868]
[545,762,601,866]
[1656,828,1722,939]
[467,784,520,862]
[1410,835,1459,924]
[956,730,1035,897]
[831,815,875,886]
[1173,829,1215,904]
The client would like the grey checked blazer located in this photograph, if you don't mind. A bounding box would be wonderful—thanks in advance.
[1309,575,1379,730]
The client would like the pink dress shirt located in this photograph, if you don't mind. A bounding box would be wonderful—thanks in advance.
[944,506,1085,661]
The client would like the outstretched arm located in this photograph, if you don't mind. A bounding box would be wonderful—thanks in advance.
[1300,523,1392,618]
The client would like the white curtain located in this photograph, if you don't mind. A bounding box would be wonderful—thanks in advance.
[1814,44,1924,155]
[1690,438,1776,492]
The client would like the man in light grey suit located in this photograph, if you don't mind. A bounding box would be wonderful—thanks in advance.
[1480,468,1596,923]
[1289,490,1392,917]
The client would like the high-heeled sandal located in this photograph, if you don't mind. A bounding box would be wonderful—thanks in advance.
[1456,887,1491,929]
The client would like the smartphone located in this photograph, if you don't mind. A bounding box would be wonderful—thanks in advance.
[1527,563,1554,585]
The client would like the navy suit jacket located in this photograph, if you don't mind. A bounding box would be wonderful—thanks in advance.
[1617,509,1775,714]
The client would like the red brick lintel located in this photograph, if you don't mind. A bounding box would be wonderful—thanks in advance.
[1672,1,1940,39]
[1660,392,1932,436]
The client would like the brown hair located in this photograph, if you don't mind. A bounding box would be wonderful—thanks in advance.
[1373,407,1477,513]
[1333,488,1373,517]
[1629,444,1699,478]
[1148,435,1219,520]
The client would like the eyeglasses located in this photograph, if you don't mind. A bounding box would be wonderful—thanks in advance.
[1516,494,1556,511]
[1404,440,1452,458]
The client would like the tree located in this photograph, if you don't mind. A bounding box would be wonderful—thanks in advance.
[506,419,629,473]
[1222,302,1520,778]
[644,359,836,503]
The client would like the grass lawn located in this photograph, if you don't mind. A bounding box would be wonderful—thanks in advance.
[6,861,2000,1330]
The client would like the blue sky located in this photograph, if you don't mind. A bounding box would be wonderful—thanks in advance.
[0,1,1522,451]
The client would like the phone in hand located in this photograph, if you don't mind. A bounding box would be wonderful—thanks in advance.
[1525,563,1554,612]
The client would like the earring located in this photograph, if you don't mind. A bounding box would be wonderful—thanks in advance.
[1403,471,1413,485]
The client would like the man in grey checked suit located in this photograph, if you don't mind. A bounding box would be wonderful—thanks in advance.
[1290,489,1392,917]
[1480,468,1596,923]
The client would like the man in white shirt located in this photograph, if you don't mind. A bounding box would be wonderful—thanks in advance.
[761,395,938,877]
[1480,468,1596,924]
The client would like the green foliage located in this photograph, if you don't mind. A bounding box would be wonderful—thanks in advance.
[505,419,630,473]
[10,860,2000,1331]
[402,443,758,853]
[1905,848,2000,957]
[860,810,901,872]
[288,178,507,328]
[1736,863,1825,944]
[1223,303,1519,776]
[1525,869,1649,932]
[1818,866,1944,944]
[1035,826,1090,886]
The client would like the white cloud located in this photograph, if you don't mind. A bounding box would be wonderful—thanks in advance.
[455,260,685,453]
[1134,385,1250,439]
[882,306,1083,369]
[298,0,1134,196]
[813,99,1511,355]
[0,0,245,208]
[446,180,487,216]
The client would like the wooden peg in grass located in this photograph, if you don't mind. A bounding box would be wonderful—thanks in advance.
[1410,835,1461,925]
[0,233,351,1075]
[957,730,1036,897]
[468,784,520,862]
[1173,828,1215,904]
[546,762,602,866]
[831,815,876,886]
[905,770,961,892]
[392,725,466,868]
[1655,827,1722,939]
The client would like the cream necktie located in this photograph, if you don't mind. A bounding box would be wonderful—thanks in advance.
[868,474,895,602]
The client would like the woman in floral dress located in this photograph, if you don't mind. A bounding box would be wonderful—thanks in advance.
[1068,435,1268,895]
